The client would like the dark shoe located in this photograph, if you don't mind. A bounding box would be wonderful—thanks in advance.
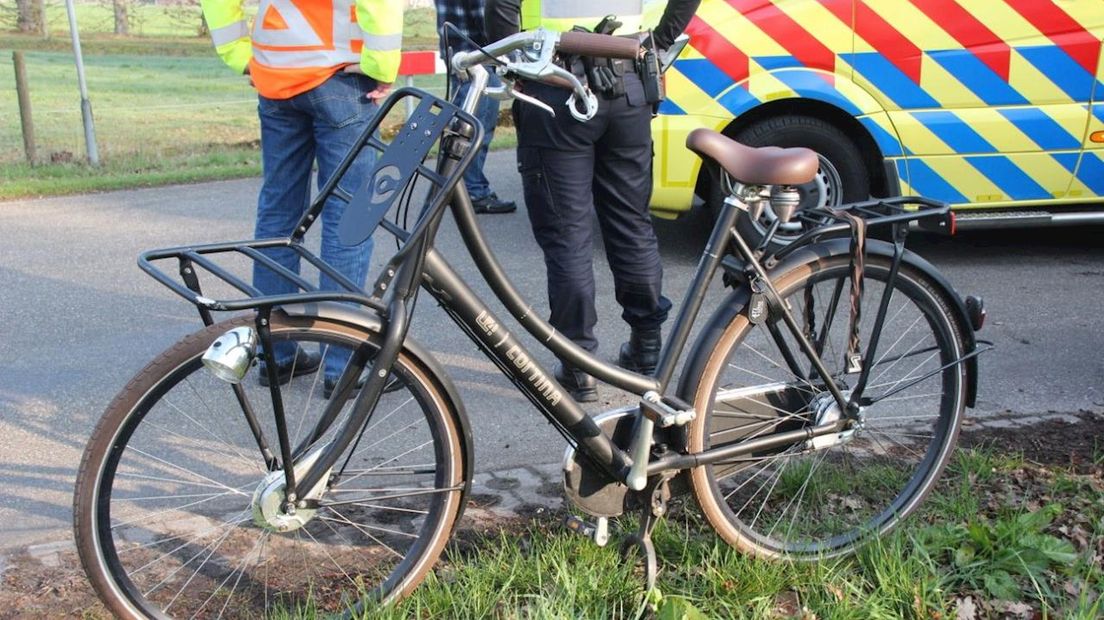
[555,363,598,403]
[618,329,662,375]
[323,375,366,400]
[258,347,322,387]
[324,373,402,399]
[472,193,517,214]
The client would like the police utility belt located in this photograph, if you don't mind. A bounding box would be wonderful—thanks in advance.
[563,21,663,104]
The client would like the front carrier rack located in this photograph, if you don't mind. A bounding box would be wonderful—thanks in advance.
[138,88,483,325]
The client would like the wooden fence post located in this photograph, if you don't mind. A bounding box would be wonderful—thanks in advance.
[13,51,37,165]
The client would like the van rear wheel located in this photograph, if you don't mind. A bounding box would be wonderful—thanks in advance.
[727,114,870,251]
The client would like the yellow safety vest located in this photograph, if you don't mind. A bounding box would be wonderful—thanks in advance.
[519,0,644,34]
[200,0,402,99]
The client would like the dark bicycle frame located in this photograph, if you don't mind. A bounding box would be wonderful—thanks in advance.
[139,75,964,507]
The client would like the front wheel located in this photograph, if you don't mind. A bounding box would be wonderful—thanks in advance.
[74,314,466,618]
[687,254,967,559]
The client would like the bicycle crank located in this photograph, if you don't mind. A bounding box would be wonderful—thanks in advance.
[251,448,332,533]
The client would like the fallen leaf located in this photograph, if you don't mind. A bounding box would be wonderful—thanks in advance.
[773,591,801,618]
[1002,600,1034,619]
[955,596,977,620]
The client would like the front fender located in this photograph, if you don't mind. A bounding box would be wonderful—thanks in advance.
[277,302,476,523]
[677,239,979,408]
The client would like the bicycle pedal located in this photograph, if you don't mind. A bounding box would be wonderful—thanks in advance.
[563,515,610,547]
[640,391,696,428]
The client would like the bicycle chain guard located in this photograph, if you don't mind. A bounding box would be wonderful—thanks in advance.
[562,407,635,517]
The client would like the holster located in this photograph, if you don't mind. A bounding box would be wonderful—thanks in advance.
[575,18,628,99]
[636,31,664,106]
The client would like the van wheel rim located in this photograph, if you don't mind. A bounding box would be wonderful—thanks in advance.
[751,154,843,241]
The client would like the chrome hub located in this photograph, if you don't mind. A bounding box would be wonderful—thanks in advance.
[807,391,859,451]
[251,448,331,533]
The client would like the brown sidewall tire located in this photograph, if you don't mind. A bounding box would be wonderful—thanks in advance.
[686,255,966,559]
[73,314,466,619]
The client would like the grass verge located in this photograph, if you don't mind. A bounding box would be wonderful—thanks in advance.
[0,144,262,198]
[345,438,1103,620]
[5,417,1099,619]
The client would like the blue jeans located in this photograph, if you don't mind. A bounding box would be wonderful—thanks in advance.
[255,71,378,379]
[450,73,501,201]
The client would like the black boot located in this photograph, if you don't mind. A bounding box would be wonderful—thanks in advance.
[618,329,662,375]
[555,363,598,403]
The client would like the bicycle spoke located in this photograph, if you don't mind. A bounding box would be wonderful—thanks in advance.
[698,260,963,558]
[774,445,832,542]
[197,529,268,619]
[126,512,251,580]
[177,381,263,472]
[293,343,331,449]
[319,511,405,560]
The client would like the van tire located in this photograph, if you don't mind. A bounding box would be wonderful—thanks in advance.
[722,114,870,251]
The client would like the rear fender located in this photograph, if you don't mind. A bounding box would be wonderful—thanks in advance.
[677,238,979,409]
[278,302,476,526]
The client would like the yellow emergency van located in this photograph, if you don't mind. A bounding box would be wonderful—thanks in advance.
[651,0,1104,243]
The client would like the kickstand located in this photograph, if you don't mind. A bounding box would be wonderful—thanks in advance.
[620,477,669,593]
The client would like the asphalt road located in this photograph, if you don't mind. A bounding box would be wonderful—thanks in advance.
[1,149,1102,552]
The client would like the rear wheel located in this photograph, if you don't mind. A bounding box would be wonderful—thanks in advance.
[74,314,466,618]
[688,254,966,559]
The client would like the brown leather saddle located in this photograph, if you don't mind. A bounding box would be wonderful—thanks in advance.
[686,128,819,186]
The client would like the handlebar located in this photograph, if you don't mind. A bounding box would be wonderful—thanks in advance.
[451,29,640,72]
[450,28,637,122]
[557,30,641,59]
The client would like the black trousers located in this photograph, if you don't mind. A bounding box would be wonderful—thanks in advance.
[514,73,672,354]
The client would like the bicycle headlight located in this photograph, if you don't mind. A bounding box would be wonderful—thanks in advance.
[201,326,258,384]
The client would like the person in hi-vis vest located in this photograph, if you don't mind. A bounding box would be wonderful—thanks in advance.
[486,0,699,402]
[201,0,402,399]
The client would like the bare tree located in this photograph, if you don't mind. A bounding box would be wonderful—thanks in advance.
[113,0,128,34]
[15,0,44,34]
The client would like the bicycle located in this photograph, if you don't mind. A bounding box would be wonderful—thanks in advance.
[73,28,988,618]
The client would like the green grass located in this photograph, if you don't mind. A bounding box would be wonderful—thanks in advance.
[0,7,452,199]
[270,446,1102,619]
[0,146,262,197]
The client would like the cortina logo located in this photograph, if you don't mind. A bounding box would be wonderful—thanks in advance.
[369,165,402,205]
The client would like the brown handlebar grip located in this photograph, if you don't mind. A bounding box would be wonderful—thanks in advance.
[557,31,640,59]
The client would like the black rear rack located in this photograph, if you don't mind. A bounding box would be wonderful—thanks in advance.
[138,87,483,325]
[772,195,952,261]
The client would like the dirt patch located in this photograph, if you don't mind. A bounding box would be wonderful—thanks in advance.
[960,411,1104,474]
[0,551,108,619]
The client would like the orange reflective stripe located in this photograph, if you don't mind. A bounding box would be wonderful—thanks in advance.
[262,4,288,31]
[248,60,341,99]
[245,0,400,96]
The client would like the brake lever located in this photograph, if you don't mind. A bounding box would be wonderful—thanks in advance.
[512,85,557,117]
[486,74,557,116]
[476,30,598,121]
[565,89,598,121]
[544,63,597,121]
